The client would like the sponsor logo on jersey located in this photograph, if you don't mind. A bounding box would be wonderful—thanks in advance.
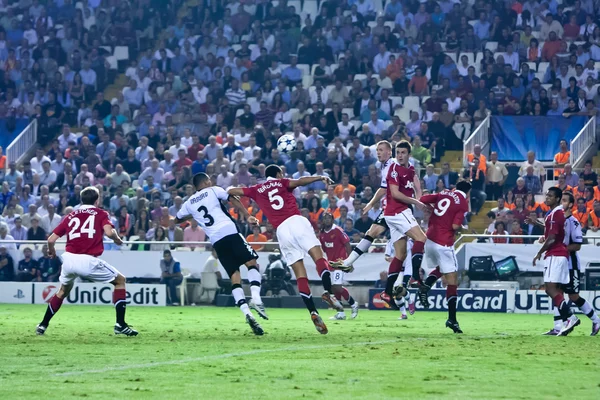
[404,180,414,189]
[323,241,334,248]
[390,170,398,179]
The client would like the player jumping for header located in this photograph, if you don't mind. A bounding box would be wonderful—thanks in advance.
[318,212,359,320]
[228,165,335,334]
[417,181,471,333]
[330,140,424,305]
[36,187,137,336]
[175,173,267,336]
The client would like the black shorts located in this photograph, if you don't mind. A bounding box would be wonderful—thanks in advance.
[563,269,581,295]
[374,211,388,229]
[213,233,258,277]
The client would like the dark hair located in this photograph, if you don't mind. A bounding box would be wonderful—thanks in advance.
[265,164,282,178]
[486,211,496,219]
[563,191,575,205]
[163,249,171,256]
[456,180,472,193]
[548,187,563,199]
[192,172,210,188]
[396,140,412,153]
[81,188,99,205]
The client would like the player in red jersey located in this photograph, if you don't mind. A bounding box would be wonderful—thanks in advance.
[228,165,335,334]
[532,187,579,336]
[318,212,359,320]
[416,181,471,333]
[382,141,428,305]
[35,187,137,336]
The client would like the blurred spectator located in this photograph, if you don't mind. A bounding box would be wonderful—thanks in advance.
[486,152,508,200]
[160,249,183,306]
[16,247,38,282]
[0,246,15,282]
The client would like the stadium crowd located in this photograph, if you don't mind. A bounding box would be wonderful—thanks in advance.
[2,0,600,282]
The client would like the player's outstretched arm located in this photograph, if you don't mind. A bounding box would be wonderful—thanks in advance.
[229,195,259,226]
[413,174,422,199]
[227,187,246,197]
[174,214,193,224]
[47,233,60,258]
[288,176,334,189]
[363,187,386,214]
[103,224,123,246]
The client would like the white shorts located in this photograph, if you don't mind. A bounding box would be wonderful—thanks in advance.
[385,238,413,276]
[385,209,418,244]
[277,215,321,265]
[424,239,458,274]
[59,252,120,285]
[331,269,344,285]
[543,256,569,284]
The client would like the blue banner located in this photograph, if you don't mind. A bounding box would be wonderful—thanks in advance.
[490,116,587,161]
[0,118,30,149]
[368,289,507,312]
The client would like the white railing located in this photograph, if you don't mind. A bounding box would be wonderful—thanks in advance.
[570,116,597,168]
[463,115,490,165]
[6,118,37,164]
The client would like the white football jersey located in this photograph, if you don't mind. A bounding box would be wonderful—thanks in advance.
[177,186,238,244]
[564,215,583,270]
[379,157,396,189]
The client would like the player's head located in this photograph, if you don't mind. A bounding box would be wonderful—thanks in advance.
[192,173,211,190]
[395,140,411,165]
[561,191,575,210]
[376,140,392,162]
[265,164,283,179]
[80,186,99,206]
[321,212,334,230]
[545,187,562,207]
[456,180,472,195]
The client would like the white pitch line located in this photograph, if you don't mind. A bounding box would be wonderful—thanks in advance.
[54,339,400,377]
[53,334,509,377]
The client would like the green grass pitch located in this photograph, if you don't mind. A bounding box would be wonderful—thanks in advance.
[1,305,599,399]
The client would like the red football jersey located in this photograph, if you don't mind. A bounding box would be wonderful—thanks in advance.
[421,189,469,246]
[384,163,415,216]
[53,205,113,257]
[319,225,350,261]
[242,178,300,229]
[544,206,568,258]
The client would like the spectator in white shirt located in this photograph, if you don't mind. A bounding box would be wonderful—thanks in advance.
[337,188,356,213]
[366,112,385,136]
[216,164,233,189]
[79,61,97,88]
[123,79,144,108]
[243,136,261,160]
[57,125,77,152]
[169,137,188,156]
[159,151,175,174]
[38,161,57,187]
[138,159,165,185]
[337,113,355,141]
[30,148,51,173]
[446,90,461,112]
[41,203,61,234]
[372,43,391,74]
[192,81,209,104]
[51,152,66,175]
[504,44,519,72]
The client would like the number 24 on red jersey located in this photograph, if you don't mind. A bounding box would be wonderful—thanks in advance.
[53,206,113,257]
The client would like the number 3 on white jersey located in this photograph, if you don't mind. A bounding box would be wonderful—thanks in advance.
[268,189,284,210]
[68,215,96,240]
[434,198,451,216]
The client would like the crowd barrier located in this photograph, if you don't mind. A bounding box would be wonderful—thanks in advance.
[368,289,600,313]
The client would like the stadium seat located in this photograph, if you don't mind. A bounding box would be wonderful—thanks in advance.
[199,271,220,303]
[534,71,545,82]
[445,52,457,64]
[106,55,118,70]
[354,74,367,82]
[538,62,549,75]
[394,107,411,122]
[390,96,402,108]
[113,46,129,61]
[236,108,244,117]
[297,64,310,77]
[485,42,498,52]
[302,74,313,87]
[176,268,191,306]
[342,108,354,119]
[302,0,318,17]
[403,96,420,112]
[526,62,537,72]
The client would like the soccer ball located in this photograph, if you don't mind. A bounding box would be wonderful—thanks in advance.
[277,134,297,154]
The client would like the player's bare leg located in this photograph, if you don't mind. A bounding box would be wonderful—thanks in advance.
[231,270,264,336]
[36,283,73,335]
[290,255,328,334]
[444,271,462,334]
[546,283,579,336]
[331,285,358,319]
[405,225,427,285]
[308,245,344,312]
[332,224,386,271]
[418,267,443,309]
[381,238,406,306]
[245,260,268,320]
[112,273,138,336]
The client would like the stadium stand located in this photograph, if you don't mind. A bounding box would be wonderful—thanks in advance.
[1,0,600,282]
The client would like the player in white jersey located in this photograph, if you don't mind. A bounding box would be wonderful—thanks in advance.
[332,141,422,289]
[384,239,416,319]
[544,192,600,336]
[174,173,266,335]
